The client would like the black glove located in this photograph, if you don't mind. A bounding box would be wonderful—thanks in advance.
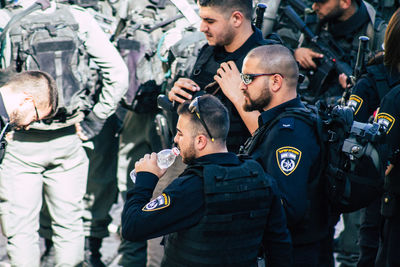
[79,111,106,140]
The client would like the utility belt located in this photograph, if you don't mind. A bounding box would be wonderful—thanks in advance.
[13,125,77,141]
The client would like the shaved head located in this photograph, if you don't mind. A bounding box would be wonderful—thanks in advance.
[245,45,299,91]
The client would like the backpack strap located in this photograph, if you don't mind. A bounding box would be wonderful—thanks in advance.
[190,45,214,76]
[366,64,392,100]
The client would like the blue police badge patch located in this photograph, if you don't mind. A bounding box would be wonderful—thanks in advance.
[276,146,302,176]
[142,193,171,212]
[348,95,363,115]
[376,113,395,134]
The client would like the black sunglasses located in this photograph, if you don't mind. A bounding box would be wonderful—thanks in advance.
[189,96,214,142]
[240,73,284,85]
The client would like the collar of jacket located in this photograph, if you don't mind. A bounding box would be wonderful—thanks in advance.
[258,97,304,128]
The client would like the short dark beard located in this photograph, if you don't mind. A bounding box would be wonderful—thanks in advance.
[243,86,271,112]
[320,5,345,24]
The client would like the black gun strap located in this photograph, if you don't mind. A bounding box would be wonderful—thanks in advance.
[366,64,391,101]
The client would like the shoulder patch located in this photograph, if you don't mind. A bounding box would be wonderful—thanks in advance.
[142,193,171,212]
[279,117,295,130]
[276,146,302,176]
[376,113,395,134]
[348,95,363,115]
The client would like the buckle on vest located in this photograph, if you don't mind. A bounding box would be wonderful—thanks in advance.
[328,130,337,142]
[45,25,57,37]
[193,69,201,75]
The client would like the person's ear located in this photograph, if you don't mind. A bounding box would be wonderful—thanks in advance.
[231,11,244,27]
[269,74,283,93]
[196,134,208,151]
[339,0,351,9]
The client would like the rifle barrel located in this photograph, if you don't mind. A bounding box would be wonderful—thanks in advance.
[255,3,267,30]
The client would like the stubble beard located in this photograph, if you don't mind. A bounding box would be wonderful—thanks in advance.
[181,140,197,165]
[243,86,271,112]
[209,25,235,47]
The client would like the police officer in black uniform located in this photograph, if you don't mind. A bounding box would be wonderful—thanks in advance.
[168,0,279,153]
[347,9,400,266]
[239,44,330,266]
[0,70,57,162]
[375,83,400,267]
[363,9,400,267]
[121,94,292,267]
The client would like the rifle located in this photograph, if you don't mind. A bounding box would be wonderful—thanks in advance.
[255,3,267,31]
[353,36,370,82]
[283,5,355,97]
[340,36,369,105]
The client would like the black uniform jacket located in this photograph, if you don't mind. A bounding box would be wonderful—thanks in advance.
[350,65,400,122]
[249,97,329,245]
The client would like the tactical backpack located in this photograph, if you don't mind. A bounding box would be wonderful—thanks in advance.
[115,0,200,113]
[242,102,387,213]
[5,4,94,122]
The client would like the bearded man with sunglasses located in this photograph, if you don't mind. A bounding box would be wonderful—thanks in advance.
[121,94,292,267]
[237,45,331,266]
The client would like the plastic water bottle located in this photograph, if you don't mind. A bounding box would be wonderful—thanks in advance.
[130,147,180,183]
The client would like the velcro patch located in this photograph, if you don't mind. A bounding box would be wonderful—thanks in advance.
[279,117,294,130]
[376,113,395,134]
[142,193,171,212]
[348,95,363,115]
[276,146,302,176]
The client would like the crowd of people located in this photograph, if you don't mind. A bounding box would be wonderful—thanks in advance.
[0,0,399,266]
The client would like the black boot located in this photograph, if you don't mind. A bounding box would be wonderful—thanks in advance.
[84,237,106,267]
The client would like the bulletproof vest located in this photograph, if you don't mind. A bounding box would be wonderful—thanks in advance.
[162,158,272,267]
[7,4,94,122]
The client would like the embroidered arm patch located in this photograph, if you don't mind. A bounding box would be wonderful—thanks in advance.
[348,95,363,115]
[376,113,395,134]
[142,193,171,212]
[276,146,302,176]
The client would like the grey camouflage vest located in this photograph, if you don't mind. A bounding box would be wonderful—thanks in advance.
[8,4,94,123]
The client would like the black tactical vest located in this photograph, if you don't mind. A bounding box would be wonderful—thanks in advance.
[161,158,273,267]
